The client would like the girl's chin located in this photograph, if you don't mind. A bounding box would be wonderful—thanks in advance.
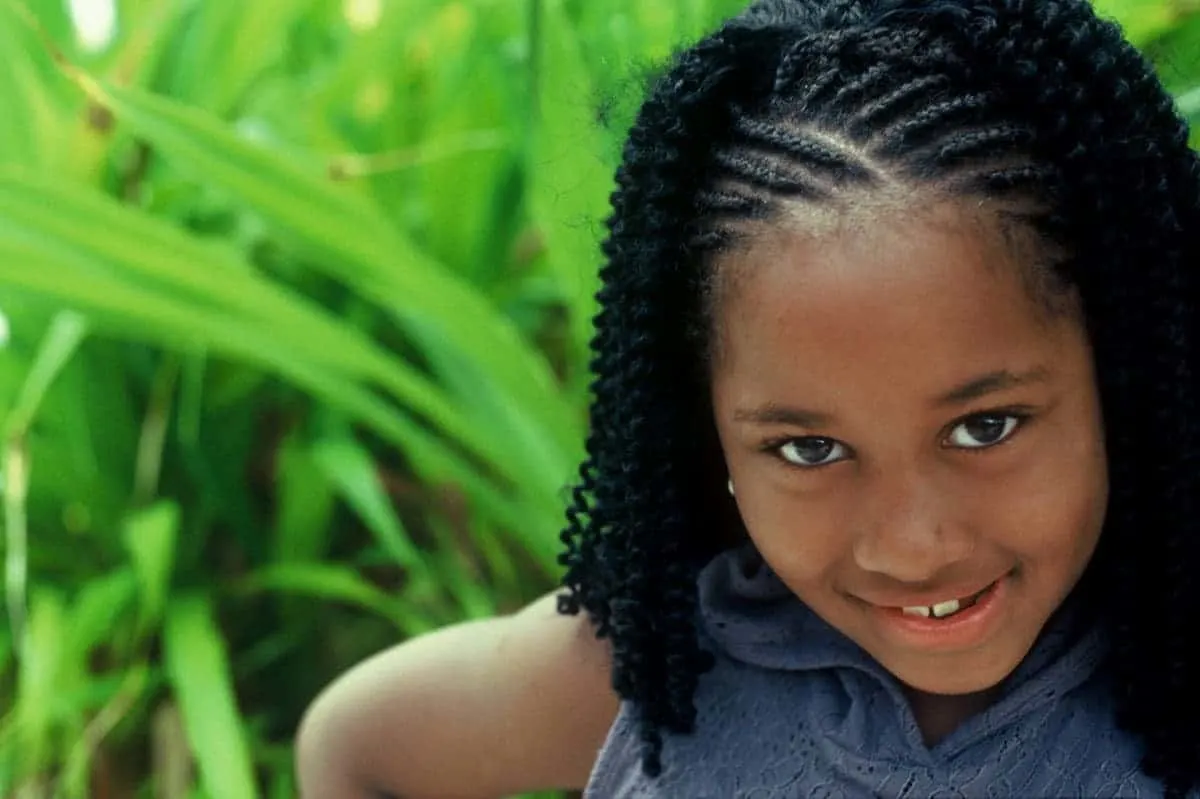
[875,638,1029,698]
[892,664,1015,697]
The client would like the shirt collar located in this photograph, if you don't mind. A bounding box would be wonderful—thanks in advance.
[696,543,1107,709]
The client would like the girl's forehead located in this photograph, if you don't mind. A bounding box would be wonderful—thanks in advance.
[708,202,1087,397]
[713,199,1064,320]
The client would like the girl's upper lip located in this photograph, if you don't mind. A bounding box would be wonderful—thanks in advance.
[862,575,1003,608]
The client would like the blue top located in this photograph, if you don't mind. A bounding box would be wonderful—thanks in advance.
[584,544,1179,798]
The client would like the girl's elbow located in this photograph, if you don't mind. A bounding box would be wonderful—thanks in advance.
[294,694,376,799]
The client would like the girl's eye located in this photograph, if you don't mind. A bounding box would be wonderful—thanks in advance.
[945,414,1024,450]
[777,437,848,468]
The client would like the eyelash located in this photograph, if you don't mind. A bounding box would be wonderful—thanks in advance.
[762,408,1035,470]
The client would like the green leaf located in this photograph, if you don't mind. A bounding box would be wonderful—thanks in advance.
[122,501,180,638]
[1179,85,1200,142]
[95,0,193,91]
[423,517,497,620]
[22,0,77,53]
[0,170,564,506]
[0,237,552,562]
[71,77,582,467]
[164,0,316,115]
[60,663,152,799]
[1180,85,1200,114]
[4,310,88,438]
[1092,0,1180,46]
[0,2,67,169]
[271,434,337,563]
[163,594,258,799]
[529,0,611,385]
[311,436,429,579]
[65,570,138,665]
[236,562,431,635]
[13,588,68,779]
[0,623,10,674]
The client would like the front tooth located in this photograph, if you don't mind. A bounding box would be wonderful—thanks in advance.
[902,605,931,617]
[931,598,961,618]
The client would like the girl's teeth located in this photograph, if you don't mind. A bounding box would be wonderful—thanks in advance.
[901,598,962,618]
[932,598,961,618]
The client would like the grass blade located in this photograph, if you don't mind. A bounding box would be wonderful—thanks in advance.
[529,0,610,387]
[311,435,431,581]
[122,502,180,640]
[163,594,258,799]
[0,243,560,568]
[66,75,583,459]
[235,562,431,636]
[3,311,88,438]
[0,182,531,492]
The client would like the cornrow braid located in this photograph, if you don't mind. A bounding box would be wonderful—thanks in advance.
[844,73,950,138]
[875,92,999,154]
[558,0,1200,792]
[731,116,873,180]
[917,125,1035,170]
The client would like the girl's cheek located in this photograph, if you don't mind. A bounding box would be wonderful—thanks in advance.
[967,451,1102,557]
[740,492,851,576]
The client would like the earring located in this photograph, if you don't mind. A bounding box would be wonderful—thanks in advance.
[727,479,735,497]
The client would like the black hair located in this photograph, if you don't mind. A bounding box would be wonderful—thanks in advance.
[556,0,1200,795]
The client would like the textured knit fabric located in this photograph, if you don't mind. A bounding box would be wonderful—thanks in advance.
[584,545,1182,798]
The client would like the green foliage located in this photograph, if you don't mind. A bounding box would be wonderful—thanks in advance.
[0,0,1196,797]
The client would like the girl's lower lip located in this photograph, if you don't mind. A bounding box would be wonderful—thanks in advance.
[869,575,1010,651]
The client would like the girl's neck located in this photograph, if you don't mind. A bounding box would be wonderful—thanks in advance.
[902,685,1003,747]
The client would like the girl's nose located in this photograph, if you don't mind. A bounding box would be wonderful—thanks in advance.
[851,471,975,583]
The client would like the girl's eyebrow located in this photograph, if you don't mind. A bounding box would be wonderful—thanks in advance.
[934,366,1052,407]
[733,403,831,428]
[732,366,1052,428]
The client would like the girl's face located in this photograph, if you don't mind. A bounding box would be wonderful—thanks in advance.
[710,201,1108,697]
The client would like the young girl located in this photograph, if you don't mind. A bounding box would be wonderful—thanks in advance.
[295,1,1200,796]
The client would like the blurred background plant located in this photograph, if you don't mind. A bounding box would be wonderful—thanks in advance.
[0,0,1196,797]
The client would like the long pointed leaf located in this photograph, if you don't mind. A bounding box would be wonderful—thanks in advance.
[530,0,610,383]
[163,594,257,799]
[0,182,529,492]
[311,436,431,581]
[0,245,562,570]
[70,75,582,461]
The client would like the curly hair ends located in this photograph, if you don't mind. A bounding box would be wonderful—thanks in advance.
[557,0,1200,793]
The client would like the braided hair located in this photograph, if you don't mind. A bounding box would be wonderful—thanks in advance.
[556,0,1200,794]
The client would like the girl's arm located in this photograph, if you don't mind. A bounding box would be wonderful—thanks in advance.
[294,590,619,799]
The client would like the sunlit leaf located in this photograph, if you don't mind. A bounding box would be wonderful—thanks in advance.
[3,311,87,438]
[12,588,68,780]
[163,0,316,115]
[123,501,180,638]
[529,0,611,386]
[1093,0,1179,46]
[272,433,337,563]
[65,569,137,663]
[236,562,432,635]
[0,2,65,169]
[311,435,432,580]
[163,594,257,799]
[0,173,534,494]
[64,77,583,469]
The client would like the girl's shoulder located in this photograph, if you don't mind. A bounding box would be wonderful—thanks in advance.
[297,590,618,797]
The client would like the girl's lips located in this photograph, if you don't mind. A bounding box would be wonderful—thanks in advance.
[867,574,1011,652]
[873,578,999,610]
